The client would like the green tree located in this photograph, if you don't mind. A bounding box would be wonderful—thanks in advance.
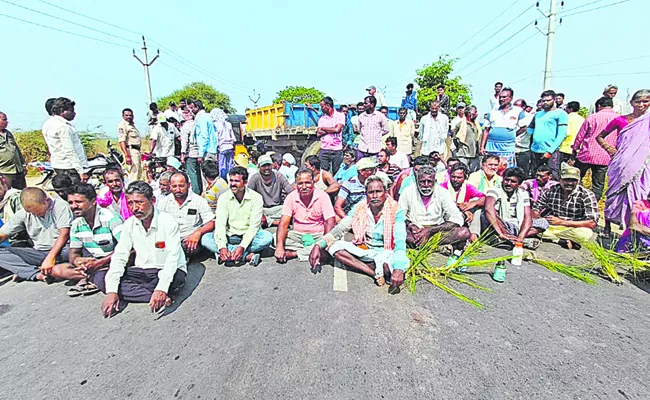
[273,86,326,104]
[578,106,589,118]
[156,82,234,113]
[414,55,472,115]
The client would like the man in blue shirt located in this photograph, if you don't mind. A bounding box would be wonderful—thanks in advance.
[187,100,217,194]
[401,83,418,121]
[527,90,569,180]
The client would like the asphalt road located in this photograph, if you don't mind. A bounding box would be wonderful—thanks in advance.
[1,243,649,400]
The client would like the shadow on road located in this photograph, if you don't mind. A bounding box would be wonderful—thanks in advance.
[625,273,650,295]
[157,261,206,319]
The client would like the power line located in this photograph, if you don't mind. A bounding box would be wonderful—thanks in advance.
[510,70,543,84]
[554,55,650,73]
[557,0,607,14]
[554,71,650,78]
[465,33,538,77]
[449,0,522,55]
[560,0,630,18]
[36,0,141,35]
[0,12,131,49]
[0,0,139,45]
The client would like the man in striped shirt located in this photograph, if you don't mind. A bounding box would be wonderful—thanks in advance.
[50,183,123,296]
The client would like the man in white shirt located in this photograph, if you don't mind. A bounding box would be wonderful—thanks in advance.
[384,137,410,169]
[150,113,178,159]
[366,85,386,107]
[42,97,88,183]
[98,181,187,317]
[419,102,450,158]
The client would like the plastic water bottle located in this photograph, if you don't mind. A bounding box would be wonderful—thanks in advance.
[511,241,524,266]
[446,249,462,267]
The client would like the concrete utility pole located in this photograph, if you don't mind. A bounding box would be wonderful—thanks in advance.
[536,0,560,90]
[133,36,159,105]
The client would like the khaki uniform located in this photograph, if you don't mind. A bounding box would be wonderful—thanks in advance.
[117,120,142,181]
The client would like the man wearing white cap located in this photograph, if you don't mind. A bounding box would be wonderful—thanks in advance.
[366,85,386,107]
[278,153,298,184]
[248,154,294,227]
[334,157,382,220]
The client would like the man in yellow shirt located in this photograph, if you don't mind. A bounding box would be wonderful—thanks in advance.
[558,101,585,165]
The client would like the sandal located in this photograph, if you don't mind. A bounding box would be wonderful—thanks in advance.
[375,276,386,287]
[67,281,100,297]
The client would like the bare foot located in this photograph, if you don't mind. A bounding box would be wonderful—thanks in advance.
[566,240,574,250]
[12,274,23,282]
[376,277,386,287]
[164,296,173,307]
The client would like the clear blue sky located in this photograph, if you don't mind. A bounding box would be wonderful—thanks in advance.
[1,0,647,135]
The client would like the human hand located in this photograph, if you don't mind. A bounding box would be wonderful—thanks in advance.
[275,247,287,263]
[479,147,487,156]
[543,152,552,159]
[149,290,168,313]
[231,246,245,261]
[499,232,518,243]
[464,211,474,223]
[182,231,202,254]
[198,157,204,164]
[458,202,471,212]
[101,293,120,318]
[73,256,92,269]
[80,173,89,183]
[545,216,564,226]
[219,248,231,262]
[180,154,186,164]
[125,156,132,166]
[39,256,56,276]
[309,244,321,273]
[390,270,404,290]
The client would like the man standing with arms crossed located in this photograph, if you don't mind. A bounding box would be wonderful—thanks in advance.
[117,108,142,182]
[316,96,345,175]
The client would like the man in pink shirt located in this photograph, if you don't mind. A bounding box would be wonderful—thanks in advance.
[314,96,345,175]
[275,168,336,269]
[441,162,485,235]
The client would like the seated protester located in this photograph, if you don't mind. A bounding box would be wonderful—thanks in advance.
[533,163,599,248]
[49,184,123,296]
[201,159,229,213]
[467,154,503,193]
[333,149,358,183]
[442,157,461,184]
[97,169,132,221]
[377,149,402,182]
[271,153,283,171]
[166,156,183,173]
[156,172,215,256]
[399,165,470,249]
[325,175,407,289]
[0,173,28,247]
[334,157,378,220]
[385,137,410,169]
[304,155,340,196]
[214,166,273,266]
[429,151,448,183]
[480,167,548,249]
[275,168,336,266]
[440,162,485,227]
[278,153,299,184]
[248,154,294,227]
[52,173,74,201]
[152,170,173,202]
[98,181,187,317]
[392,155,430,200]
[616,195,650,253]
[0,187,72,282]
[519,164,558,206]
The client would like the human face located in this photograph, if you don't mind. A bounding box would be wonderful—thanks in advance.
[430,103,439,116]
[429,152,441,165]
[385,141,397,154]
[498,90,512,108]
[320,101,332,116]
[560,178,579,193]
[525,106,533,113]
[159,179,171,196]
[555,95,564,106]
[466,108,478,121]
[483,158,499,178]
[366,180,387,209]
[606,88,618,99]
[259,163,273,177]
[535,171,552,187]
[398,109,407,121]
[358,167,375,182]
[53,185,69,200]
[631,95,650,116]
[188,103,197,114]
[417,173,435,197]
[0,113,7,131]
[447,160,459,172]
[229,174,246,196]
[68,193,94,219]
[378,151,388,165]
[369,88,376,95]
[62,106,76,121]
[450,169,465,191]
[179,100,186,109]
[502,176,521,196]
[122,110,134,124]
[305,161,316,172]
[363,98,375,113]
[513,100,525,109]
[170,175,189,201]
[494,84,503,95]
[437,87,445,96]
[126,193,155,221]
[456,107,465,118]
[24,201,49,218]
[379,109,388,118]
[104,171,124,195]
[341,105,349,114]
[406,86,412,95]
[343,152,355,166]
[296,172,315,196]
[541,95,555,111]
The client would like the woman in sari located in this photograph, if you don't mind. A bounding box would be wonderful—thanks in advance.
[600,89,650,229]
[615,196,650,253]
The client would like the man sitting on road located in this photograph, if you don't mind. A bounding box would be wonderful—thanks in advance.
[0,187,73,282]
[201,160,229,213]
[97,169,132,221]
[467,154,502,193]
[98,181,187,317]
[392,156,430,200]
[157,172,215,256]
[304,155,340,196]
[384,137,410,169]
[248,154,294,227]
[214,166,273,266]
[480,167,548,249]
[325,175,407,289]
[0,173,27,246]
[377,149,402,183]
[399,165,470,249]
[52,173,74,201]
[275,168,336,267]
[519,165,558,207]
[153,170,174,202]
[334,157,384,220]
[49,184,123,296]
[440,162,485,238]
[533,163,599,248]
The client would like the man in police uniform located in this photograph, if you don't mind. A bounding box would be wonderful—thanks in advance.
[117,108,142,181]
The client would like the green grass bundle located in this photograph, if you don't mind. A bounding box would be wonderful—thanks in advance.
[531,258,597,285]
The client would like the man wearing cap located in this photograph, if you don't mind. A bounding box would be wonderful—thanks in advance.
[533,163,599,248]
[334,157,379,220]
[366,85,386,107]
[117,108,143,182]
[315,96,345,175]
[248,154,294,227]
[278,153,299,184]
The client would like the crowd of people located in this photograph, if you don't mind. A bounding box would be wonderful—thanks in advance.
[0,82,648,315]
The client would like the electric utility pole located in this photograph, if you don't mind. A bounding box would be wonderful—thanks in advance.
[535,0,561,90]
[249,90,261,108]
[133,36,159,105]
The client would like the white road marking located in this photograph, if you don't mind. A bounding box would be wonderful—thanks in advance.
[332,261,348,292]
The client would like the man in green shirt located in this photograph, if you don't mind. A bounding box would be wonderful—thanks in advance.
[0,112,26,189]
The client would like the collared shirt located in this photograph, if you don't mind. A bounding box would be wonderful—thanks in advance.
[440,182,485,204]
[203,178,229,212]
[373,92,387,107]
[392,119,415,155]
[588,97,629,116]
[528,109,569,154]
[401,91,417,111]
[116,120,141,146]
[437,94,450,115]
[398,184,464,228]
[572,108,619,166]
[486,186,530,226]
[0,129,25,174]
[157,192,214,239]
[42,115,88,174]
[333,164,357,183]
[358,111,390,154]
[489,95,499,110]
[214,188,263,250]
[534,184,599,223]
[389,151,410,169]
[216,121,235,152]
[0,197,72,251]
[337,176,367,213]
[105,211,186,294]
[559,112,585,154]
[282,189,335,234]
[193,109,217,157]
[70,208,123,258]
[180,120,200,158]
[318,110,345,151]
[520,179,558,204]
[247,171,294,208]
[485,105,526,154]
[515,112,535,153]
[419,112,449,156]
[278,165,299,184]
[467,170,502,194]
[150,124,178,158]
